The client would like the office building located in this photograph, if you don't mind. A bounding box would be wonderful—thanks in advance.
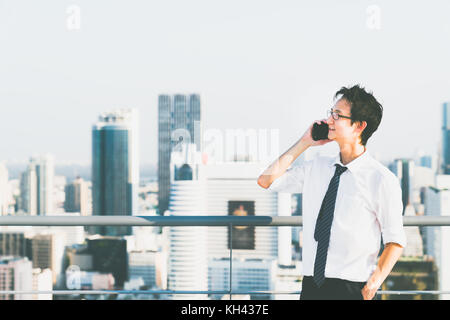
[423,183,450,299]
[158,94,201,215]
[91,109,139,236]
[209,258,277,300]
[87,236,128,288]
[167,145,289,299]
[19,155,55,215]
[442,102,450,174]
[20,164,37,215]
[382,257,438,300]
[0,256,32,300]
[30,232,66,287]
[64,177,89,216]
[32,268,53,300]
[389,159,414,214]
[0,232,27,257]
[402,204,423,257]
[128,250,162,289]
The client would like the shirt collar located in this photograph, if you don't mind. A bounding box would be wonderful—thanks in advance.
[331,147,370,174]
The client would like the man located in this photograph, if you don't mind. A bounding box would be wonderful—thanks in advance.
[257,84,406,300]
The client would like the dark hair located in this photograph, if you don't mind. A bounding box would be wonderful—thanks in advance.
[334,84,383,146]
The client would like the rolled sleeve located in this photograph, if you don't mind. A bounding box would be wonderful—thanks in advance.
[268,160,312,194]
[376,175,407,248]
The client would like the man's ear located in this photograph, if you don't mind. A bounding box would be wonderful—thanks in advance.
[357,120,367,133]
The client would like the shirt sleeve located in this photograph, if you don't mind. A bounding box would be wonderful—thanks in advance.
[375,175,407,248]
[267,159,313,194]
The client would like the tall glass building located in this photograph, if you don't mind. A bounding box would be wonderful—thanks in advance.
[158,94,201,215]
[91,109,139,236]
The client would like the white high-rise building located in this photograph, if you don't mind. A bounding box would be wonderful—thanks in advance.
[32,268,53,300]
[20,163,37,215]
[209,258,277,299]
[167,144,291,299]
[0,256,33,300]
[167,149,208,299]
[423,182,450,300]
[20,155,55,215]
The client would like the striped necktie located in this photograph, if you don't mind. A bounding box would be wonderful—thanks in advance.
[313,164,348,287]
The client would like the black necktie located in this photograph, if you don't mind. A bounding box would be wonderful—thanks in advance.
[313,164,348,287]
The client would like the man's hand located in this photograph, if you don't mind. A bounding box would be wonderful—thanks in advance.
[302,119,333,147]
[361,242,404,300]
[361,283,378,300]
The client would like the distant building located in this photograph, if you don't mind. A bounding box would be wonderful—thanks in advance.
[419,155,438,173]
[32,268,53,300]
[167,144,290,299]
[441,102,450,174]
[382,257,438,300]
[423,183,450,299]
[389,159,414,214]
[30,232,66,287]
[91,109,139,236]
[158,94,201,216]
[0,232,27,257]
[128,250,165,289]
[87,236,128,288]
[64,269,115,290]
[209,258,277,300]
[64,177,89,216]
[402,204,423,257]
[0,256,32,300]
[19,155,55,215]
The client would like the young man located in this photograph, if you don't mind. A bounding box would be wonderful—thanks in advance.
[257,85,406,300]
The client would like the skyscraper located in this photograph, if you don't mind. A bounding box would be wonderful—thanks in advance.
[30,232,66,287]
[158,94,201,215]
[167,145,286,299]
[442,102,450,174]
[0,256,32,300]
[0,232,27,257]
[389,159,414,215]
[19,155,54,215]
[91,109,139,236]
[423,183,450,300]
[64,177,89,216]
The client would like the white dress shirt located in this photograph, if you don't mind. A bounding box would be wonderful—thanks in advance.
[269,149,407,282]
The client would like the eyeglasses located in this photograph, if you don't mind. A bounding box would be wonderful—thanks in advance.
[327,108,352,121]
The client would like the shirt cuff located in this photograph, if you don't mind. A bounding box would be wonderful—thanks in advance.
[382,231,407,248]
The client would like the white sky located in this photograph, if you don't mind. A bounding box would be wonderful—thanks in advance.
[0,0,449,166]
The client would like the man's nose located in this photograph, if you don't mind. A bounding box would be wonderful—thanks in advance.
[326,116,334,125]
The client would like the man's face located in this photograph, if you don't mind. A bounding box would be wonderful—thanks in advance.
[326,98,364,144]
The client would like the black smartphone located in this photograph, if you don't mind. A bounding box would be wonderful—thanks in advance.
[312,121,329,141]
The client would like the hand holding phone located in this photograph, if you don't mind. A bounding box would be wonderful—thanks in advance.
[312,121,329,141]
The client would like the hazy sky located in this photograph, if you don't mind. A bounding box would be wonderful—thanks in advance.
[1,0,449,166]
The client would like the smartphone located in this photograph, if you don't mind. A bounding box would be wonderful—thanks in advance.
[312,121,329,141]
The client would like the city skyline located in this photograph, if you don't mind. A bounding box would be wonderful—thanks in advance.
[1,1,449,166]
